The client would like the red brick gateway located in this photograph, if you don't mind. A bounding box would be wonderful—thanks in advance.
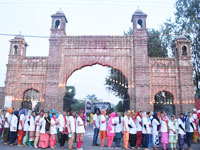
[3,9,195,115]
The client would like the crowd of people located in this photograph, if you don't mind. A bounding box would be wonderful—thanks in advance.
[92,108,200,150]
[0,108,85,150]
[0,107,200,150]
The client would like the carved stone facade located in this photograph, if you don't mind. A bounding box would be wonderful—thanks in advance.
[2,9,195,115]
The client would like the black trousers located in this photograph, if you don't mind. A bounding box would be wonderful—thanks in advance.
[129,133,137,147]
[59,132,68,147]
[186,132,193,148]
[9,131,17,144]
[142,134,149,148]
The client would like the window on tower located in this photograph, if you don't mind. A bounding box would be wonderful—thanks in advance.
[137,19,143,29]
[13,45,18,55]
[182,45,187,56]
[55,19,61,29]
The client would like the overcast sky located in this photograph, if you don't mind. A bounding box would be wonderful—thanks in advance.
[0,0,175,104]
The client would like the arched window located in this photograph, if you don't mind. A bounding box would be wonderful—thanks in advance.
[21,89,40,111]
[13,45,18,55]
[137,19,143,29]
[55,19,61,29]
[182,45,187,56]
[154,91,174,115]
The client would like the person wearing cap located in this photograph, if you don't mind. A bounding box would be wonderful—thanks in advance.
[3,107,13,145]
[192,108,198,143]
[169,115,178,150]
[9,110,19,146]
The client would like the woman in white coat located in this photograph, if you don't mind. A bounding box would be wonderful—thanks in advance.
[22,110,31,146]
[50,113,58,149]
[27,111,36,147]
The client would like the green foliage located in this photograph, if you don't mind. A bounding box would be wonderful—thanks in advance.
[114,101,123,112]
[63,86,76,111]
[124,28,168,57]
[105,68,129,100]
[71,99,85,112]
[162,0,200,96]
[86,94,98,102]
[147,29,168,57]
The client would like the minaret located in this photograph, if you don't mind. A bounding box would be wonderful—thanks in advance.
[50,9,68,37]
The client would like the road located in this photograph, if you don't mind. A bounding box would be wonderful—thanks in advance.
[0,127,200,149]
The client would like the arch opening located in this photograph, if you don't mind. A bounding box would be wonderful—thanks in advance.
[154,91,174,115]
[63,64,130,113]
[182,45,187,56]
[21,88,41,111]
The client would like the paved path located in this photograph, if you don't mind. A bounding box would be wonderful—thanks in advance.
[0,127,200,149]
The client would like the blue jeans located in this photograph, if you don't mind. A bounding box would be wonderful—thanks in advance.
[93,128,99,145]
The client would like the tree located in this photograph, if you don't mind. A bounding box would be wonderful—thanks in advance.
[71,99,85,112]
[105,68,130,111]
[124,28,168,57]
[86,94,98,102]
[63,86,76,111]
[114,101,123,112]
[162,0,200,96]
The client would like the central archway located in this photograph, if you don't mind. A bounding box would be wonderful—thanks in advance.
[63,64,130,112]
[154,91,174,115]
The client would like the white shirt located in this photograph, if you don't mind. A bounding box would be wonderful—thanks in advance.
[114,117,123,133]
[152,118,160,133]
[68,116,75,133]
[76,116,85,133]
[142,117,150,134]
[10,114,18,132]
[18,114,25,130]
[50,118,58,134]
[35,115,42,132]
[169,120,178,136]
[123,115,129,132]
[129,118,137,134]
[40,117,47,134]
[161,119,168,133]
[100,115,107,131]
[178,118,185,135]
[4,112,12,128]
[23,115,30,131]
[186,117,195,132]
[58,114,68,132]
[28,116,35,131]
[136,116,142,131]
[93,114,100,129]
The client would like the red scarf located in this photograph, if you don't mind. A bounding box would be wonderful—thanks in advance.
[64,115,68,134]
[136,111,142,126]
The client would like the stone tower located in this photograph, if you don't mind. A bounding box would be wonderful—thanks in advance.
[131,9,150,111]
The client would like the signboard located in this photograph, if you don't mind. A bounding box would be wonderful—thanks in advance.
[85,99,91,116]
[4,96,13,108]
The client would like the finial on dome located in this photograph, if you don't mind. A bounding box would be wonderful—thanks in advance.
[56,8,64,14]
